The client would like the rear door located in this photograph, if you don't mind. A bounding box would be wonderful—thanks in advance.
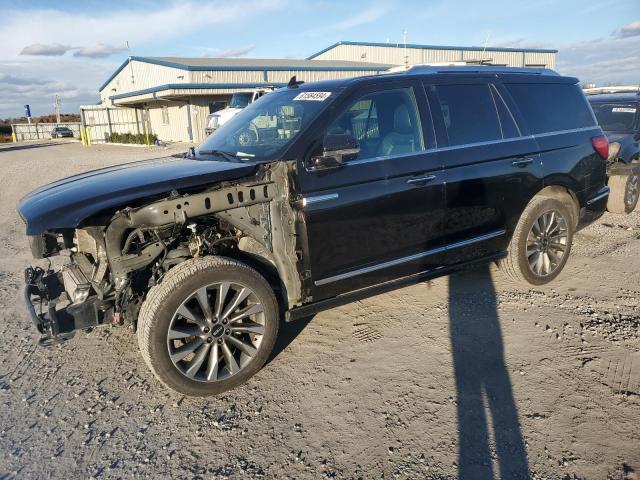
[297,79,447,299]
[425,78,543,264]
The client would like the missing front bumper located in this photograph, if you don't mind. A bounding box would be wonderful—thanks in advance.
[24,267,111,347]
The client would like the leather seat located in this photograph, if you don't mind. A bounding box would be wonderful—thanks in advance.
[379,104,417,156]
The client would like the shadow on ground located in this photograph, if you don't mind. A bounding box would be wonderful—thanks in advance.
[449,265,529,479]
[0,142,67,153]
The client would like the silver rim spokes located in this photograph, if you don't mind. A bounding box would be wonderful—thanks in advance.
[526,210,568,277]
[167,282,265,382]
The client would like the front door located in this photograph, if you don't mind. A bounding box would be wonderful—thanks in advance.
[297,81,447,300]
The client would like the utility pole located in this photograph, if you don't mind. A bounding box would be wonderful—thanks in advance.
[403,30,408,67]
[54,94,61,124]
[126,41,135,85]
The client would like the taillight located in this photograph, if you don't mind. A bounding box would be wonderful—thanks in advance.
[591,135,609,160]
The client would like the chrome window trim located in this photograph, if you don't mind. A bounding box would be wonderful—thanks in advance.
[314,229,506,286]
[318,127,601,166]
[531,126,600,139]
[302,193,339,207]
[586,187,610,206]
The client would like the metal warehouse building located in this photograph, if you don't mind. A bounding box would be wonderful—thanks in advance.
[84,41,556,144]
[84,57,389,144]
[308,41,557,69]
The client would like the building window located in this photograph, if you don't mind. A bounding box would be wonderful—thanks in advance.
[161,106,169,125]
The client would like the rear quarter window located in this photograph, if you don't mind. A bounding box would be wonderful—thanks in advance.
[506,83,595,134]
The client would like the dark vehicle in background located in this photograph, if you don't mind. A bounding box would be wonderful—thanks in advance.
[588,91,640,213]
[18,67,609,397]
[51,126,74,139]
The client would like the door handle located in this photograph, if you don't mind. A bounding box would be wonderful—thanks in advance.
[512,158,534,168]
[407,174,437,185]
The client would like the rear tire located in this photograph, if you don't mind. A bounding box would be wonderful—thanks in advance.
[607,173,639,214]
[137,256,279,397]
[500,195,574,285]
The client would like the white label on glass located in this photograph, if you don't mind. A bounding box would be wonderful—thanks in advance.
[294,92,332,101]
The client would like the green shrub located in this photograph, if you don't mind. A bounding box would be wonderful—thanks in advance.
[105,132,157,145]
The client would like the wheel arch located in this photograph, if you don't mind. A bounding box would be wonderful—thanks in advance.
[533,184,580,227]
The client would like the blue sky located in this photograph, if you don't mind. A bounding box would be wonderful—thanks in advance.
[0,0,638,118]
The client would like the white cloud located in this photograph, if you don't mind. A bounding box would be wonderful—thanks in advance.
[200,45,256,58]
[73,44,128,58]
[331,5,388,31]
[20,43,73,56]
[615,20,640,39]
[557,36,640,85]
[0,1,286,117]
[0,1,284,58]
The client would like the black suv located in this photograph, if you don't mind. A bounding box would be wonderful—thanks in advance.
[19,67,609,396]
[588,92,640,213]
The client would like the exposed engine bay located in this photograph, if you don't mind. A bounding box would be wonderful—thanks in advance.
[24,161,306,345]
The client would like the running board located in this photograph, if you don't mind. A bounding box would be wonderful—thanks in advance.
[285,251,507,322]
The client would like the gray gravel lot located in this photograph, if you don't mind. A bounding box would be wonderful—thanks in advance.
[0,140,639,479]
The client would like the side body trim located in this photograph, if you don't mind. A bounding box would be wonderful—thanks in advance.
[314,229,506,286]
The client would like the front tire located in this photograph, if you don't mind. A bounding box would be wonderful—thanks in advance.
[501,195,574,285]
[137,256,279,397]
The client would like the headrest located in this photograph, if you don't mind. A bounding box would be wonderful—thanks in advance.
[394,104,412,134]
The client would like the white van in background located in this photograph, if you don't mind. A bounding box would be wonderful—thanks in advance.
[205,87,278,136]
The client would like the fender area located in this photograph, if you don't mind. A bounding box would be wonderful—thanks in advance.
[535,184,580,227]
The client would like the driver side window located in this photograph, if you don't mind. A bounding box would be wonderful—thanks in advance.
[326,87,424,161]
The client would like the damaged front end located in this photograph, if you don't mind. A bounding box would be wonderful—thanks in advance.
[21,161,306,346]
[24,265,112,346]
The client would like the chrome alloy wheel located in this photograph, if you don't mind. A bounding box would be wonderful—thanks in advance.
[526,210,569,277]
[167,282,265,382]
[626,174,639,210]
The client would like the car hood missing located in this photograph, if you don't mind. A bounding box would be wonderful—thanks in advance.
[18,156,258,235]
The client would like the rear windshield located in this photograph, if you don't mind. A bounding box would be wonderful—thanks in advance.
[590,103,638,133]
[506,83,596,134]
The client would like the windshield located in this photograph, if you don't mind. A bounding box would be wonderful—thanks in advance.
[591,103,638,133]
[229,93,253,109]
[197,88,335,161]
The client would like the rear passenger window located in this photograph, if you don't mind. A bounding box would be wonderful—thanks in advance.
[505,83,595,134]
[430,84,502,146]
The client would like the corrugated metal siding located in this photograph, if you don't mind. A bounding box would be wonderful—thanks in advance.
[313,43,555,68]
[100,61,188,103]
[524,51,555,68]
[147,103,192,142]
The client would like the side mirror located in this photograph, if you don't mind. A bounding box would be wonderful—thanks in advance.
[307,134,359,171]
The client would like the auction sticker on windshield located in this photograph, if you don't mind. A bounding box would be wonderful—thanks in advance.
[612,107,637,113]
[294,92,332,101]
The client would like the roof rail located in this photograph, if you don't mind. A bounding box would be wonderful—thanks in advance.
[583,85,640,96]
[387,64,559,76]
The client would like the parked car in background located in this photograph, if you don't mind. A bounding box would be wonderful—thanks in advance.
[204,87,277,136]
[588,91,640,213]
[51,126,74,138]
[19,67,609,397]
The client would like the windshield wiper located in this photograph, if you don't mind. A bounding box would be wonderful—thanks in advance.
[197,149,244,162]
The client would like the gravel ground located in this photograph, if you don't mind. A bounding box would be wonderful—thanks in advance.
[0,140,639,479]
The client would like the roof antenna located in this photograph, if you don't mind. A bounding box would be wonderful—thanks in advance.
[287,76,304,88]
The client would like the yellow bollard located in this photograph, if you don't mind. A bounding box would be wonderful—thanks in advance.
[86,128,92,146]
[80,127,86,146]
[11,131,16,143]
